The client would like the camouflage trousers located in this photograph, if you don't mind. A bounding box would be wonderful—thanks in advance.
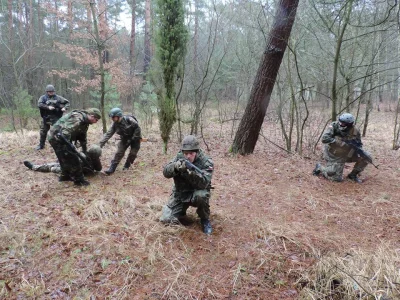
[39,121,51,146]
[49,140,84,180]
[160,189,211,223]
[39,117,59,146]
[320,148,370,181]
[111,138,141,167]
[32,162,61,173]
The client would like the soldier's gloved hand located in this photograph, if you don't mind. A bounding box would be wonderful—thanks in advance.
[48,106,55,110]
[174,160,187,172]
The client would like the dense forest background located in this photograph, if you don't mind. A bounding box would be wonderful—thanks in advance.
[1,0,400,151]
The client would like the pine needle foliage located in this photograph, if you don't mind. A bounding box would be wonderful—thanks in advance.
[155,0,188,153]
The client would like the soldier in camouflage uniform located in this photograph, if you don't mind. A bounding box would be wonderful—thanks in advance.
[23,145,102,176]
[99,108,142,175]
[48,108,101,186]
[313,113,371,183]
[36,84,70,150]
[160,135,214,235]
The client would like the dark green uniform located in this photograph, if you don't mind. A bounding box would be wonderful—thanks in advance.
[99,115,141,170]
[319,121,370,181]
[160,150,214,222]
[48,110,92,182]
[38,93,69,148]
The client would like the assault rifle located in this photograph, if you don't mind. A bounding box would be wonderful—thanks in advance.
[56,131,92,169]
[344,140,379,169]
[182,159,203,174]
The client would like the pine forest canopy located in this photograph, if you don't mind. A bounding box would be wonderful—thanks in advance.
[0,0,399,151]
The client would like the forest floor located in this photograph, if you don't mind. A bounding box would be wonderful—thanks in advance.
[1,109,400,299]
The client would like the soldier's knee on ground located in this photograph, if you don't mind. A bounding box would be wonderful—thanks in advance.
[159,205,179,224]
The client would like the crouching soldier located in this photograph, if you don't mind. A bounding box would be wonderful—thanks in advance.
[48,108,101,186]
[160,135,214,235]
[99,107,142,175]
[313,113,372,183]
[24,145,102,176]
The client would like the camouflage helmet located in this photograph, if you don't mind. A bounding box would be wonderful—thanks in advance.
[181,135,200,151]
[87,144,102,158]
[45,84,55,92]
[86,108,101,120]
[109,107,123,118]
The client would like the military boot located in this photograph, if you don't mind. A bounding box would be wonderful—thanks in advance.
[35,144,44,150]
[104,162,118,175]
[201,219,213,235]
[348,171,362,183]
[23,161,33,170]
[59,174,73,182]
[122,162,131,171]
[74,177,90,186]
[312,163,321,176]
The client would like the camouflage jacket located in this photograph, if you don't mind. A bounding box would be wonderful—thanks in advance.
[38,94,70,120]
[99,115,141,147]
[48,110,91,152]
[322,121,362,157]
[163,150,214,192]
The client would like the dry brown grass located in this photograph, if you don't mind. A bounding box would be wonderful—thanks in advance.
[1,106,400,299]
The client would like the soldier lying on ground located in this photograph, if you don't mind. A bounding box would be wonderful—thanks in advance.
[23,145,102,177]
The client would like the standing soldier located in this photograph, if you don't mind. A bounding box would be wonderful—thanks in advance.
[48,108,101,186]
[23,145,102,176]
[313,113,372,183]
[160,135,214,235]
[99,108,142,175]
[36,84,70,150]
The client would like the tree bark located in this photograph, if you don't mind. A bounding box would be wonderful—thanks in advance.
[143,0,151,74]
[231,0,299,155]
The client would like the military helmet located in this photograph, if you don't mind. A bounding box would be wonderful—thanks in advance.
[87,144,102,158]
[339,113,355,124]
[338,113,355,130]
[181,135,200,151]
[86,108,101,120]
[109,107,123,118]
[45,84,55,92]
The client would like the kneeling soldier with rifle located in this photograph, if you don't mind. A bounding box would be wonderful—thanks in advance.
[48,108,101,186]
[160,135,214,235]
[313,113,376,183]
[24,145,102,176]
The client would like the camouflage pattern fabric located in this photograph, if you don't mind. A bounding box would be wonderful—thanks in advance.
[37,94,70,146]
[30,153,101,176]
[160,150,214,223]
[319,121,370,181]
[99,115,141,166]
[48,111,91,180]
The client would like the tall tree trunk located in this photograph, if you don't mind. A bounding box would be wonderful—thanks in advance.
[8,0,13,53]
[231,0,299,155]
[144,0,151,74]
[129,0,136,76]
[89,0,106,132]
